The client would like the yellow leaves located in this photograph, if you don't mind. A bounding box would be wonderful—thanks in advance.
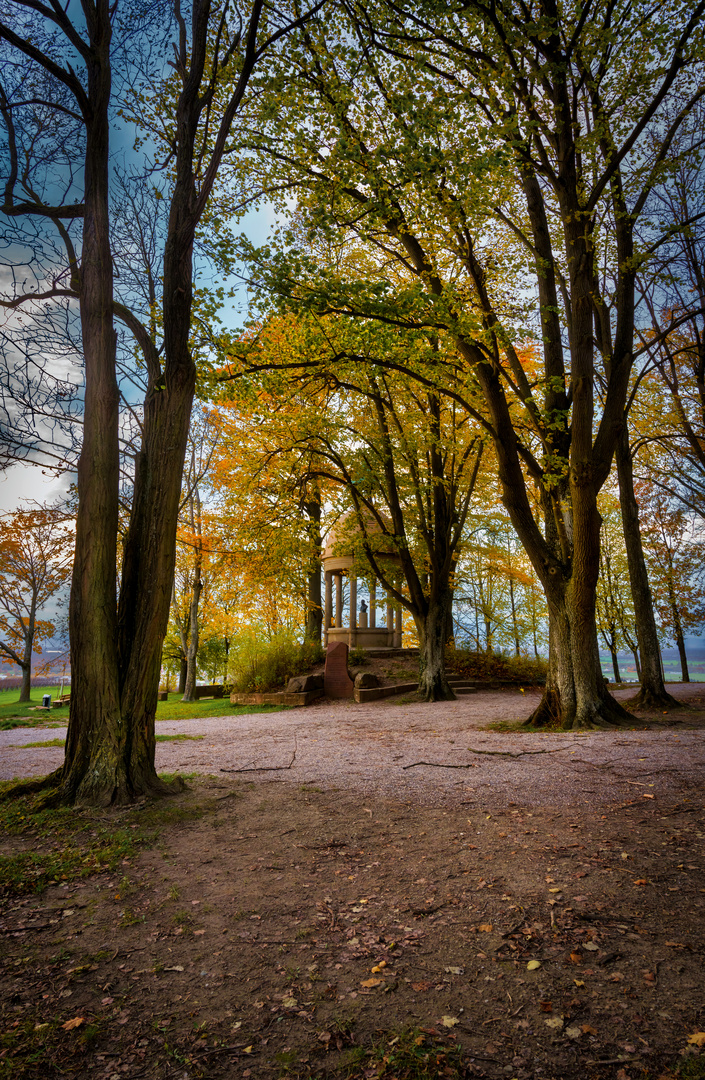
[441,1015,459,1028]
[361,978,382,988]
[687,1033,705,1047]
[526,960,541,970]
[370,961,387,973]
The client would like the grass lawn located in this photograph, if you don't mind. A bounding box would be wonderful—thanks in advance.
[0,687,287,729]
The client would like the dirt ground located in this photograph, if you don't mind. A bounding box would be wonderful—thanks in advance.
[1,685,705,1080]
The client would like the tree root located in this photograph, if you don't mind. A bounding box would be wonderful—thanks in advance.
[0,767,64,802]
[418,680,457,703]
[525,685,638,730]
[36,769,186,808]
[403,747,567,768]
[625,686,681,710]
[221,742,297,773]
[523,688,561,728]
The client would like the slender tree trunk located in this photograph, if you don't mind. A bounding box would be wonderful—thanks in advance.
[182,572,202,702]
[610,646,621,683]
[616,424,678,706]
[509,579,520,656]
[178,657,187,695]
[675,632,690,683]
[304,487,323,644]
[417,588,456,701]
[670,592,691,682]
[19,663,31,703]
[632,650,642,680]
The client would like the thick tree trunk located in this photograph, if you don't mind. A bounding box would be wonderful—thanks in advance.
[178,657,187,695]
[526,580,631,730]
[417,589,456,701]
[616,425,678,707]
[58,11,124,806]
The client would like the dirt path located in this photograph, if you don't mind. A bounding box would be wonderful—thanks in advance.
[3,684,705,809]
[1,685,704,1080]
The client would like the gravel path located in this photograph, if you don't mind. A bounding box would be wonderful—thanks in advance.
[3,683,704,808]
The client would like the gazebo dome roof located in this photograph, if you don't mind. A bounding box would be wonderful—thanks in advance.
[322,509,399,565]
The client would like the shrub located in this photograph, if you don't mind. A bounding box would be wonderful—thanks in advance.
[228,631,324,693]
[348,646,370,666]
[445,647,547,685]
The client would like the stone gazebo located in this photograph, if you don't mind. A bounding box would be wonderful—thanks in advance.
[322,513,403,650]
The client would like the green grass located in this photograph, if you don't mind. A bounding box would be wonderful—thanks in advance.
[0,780,201,898]
[339,1028,468,1080]
[10,734,204,748]
[154,694,288,721]
[0,687,69,729]
[154,733,204,742]
[0,686,288,729]
[11,738,66,748]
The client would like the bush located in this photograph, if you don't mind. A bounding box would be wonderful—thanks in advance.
[228,631,325,693]
[348,646,370,666]
[445,647,547,685]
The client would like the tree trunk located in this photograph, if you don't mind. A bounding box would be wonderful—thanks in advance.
[19,663,31,704]
[182,573,202,702]
[304,487,323,643]
[526,578,631,730]
[632,650,642,680]
[58,9,124,806]
[671,599,691,682]
[178,657,187,695]
[610,647,621,683]
[616,424,678,707]
[417,589,456,701]
[676,635,690,683]
[509,579,520,656]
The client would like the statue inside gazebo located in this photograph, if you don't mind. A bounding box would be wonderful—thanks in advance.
[322,512,403,650]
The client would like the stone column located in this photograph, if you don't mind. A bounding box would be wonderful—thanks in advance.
[370,581,377,628]
[386,591,393,647]
[349,573,357,647]
[335,572,343,628]
[394,598,402,648]
[324,570,333,647]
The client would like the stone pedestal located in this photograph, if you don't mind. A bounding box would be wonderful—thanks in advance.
[324,641,354,699]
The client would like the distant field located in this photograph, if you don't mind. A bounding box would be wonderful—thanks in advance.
[600,664,705,682]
